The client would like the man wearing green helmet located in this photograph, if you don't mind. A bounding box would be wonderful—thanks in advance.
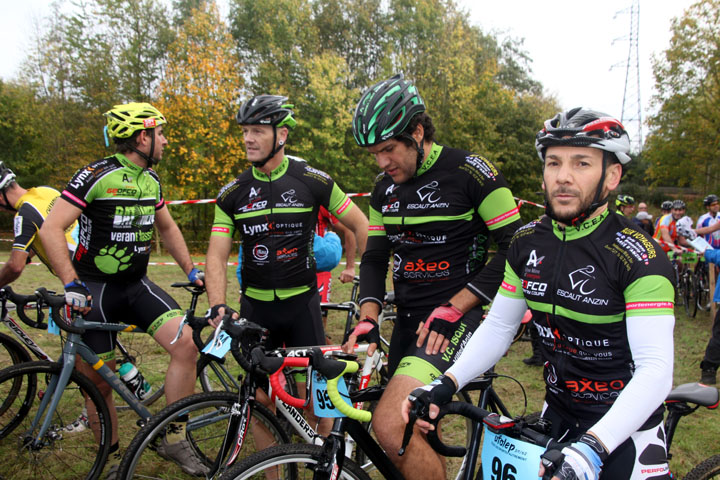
[40,102,207,478]
[615,194,635,218]
[343,74,523,477]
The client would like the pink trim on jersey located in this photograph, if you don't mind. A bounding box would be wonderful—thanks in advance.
[211,226,231,234]
[501,281,517,293]
[156,199,165,209]
[62,190,87,209]
[486,207,520,226]
[626,301,673,310]
[369,225,385,232]
[336,197,352,215]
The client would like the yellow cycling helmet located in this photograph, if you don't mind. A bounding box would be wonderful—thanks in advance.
[104,102,167,139]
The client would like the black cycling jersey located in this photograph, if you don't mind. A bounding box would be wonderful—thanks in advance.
[359,143,523,313]
[61,154,164,282]
[211,155,354,301]
[500,210,675,426]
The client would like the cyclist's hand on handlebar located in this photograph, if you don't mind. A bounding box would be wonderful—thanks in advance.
[416,303,464,355]
[401,375,457,433]
[64,279,92,314]
[206,303,238,328]
[343,317,379,355]
[188,267,204,286]
[338,267,355,284]
[539,433,606,480]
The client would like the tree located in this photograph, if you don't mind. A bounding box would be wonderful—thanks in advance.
[645,0,720,192]
[156,1,245,239]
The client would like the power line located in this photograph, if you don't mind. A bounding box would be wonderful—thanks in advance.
[613,0,643,153]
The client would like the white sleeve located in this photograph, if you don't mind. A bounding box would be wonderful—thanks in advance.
[446,294,528,389]
[589,314,674,453]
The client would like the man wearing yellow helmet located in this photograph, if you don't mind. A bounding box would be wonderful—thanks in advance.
[40,102,207,478]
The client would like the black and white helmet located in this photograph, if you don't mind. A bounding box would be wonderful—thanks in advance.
[535,107,631,164]
[0,162,17,192]
[704,194,719,207]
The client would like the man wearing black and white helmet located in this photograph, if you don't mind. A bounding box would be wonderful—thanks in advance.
[404,108,675,480]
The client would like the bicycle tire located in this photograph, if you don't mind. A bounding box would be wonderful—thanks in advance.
[0,361,111,480]
[696,265,712,312]
[198,355,242,393]
[684,454,720,480]
[114,333,166,412]
[0,332,32,418]
[675,263,685,307]
[119,390,291,479]
[218,443,371,480]
[684,273,696,318]
[512,321,528,344]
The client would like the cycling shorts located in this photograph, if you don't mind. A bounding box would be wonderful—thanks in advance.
[542,405,670,479]
[81,276,182,360]
[240,287,325,350]
[316,271,332,303]
[389,305,482,384]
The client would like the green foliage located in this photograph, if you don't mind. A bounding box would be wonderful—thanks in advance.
[645,0,720,192]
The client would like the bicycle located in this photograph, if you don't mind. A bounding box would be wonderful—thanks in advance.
[407,380,720,479]
[0,286,213,480]
[118,314,389,479]
[695,256,713,313]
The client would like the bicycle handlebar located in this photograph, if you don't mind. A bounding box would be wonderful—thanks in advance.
[252,347,310,408]
[35,287,85,334]
[310,348,372,422]
[1,286,48,329]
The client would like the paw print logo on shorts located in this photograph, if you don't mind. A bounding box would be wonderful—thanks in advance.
[94,245,133,274]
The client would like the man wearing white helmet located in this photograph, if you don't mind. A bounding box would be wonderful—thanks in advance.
[405,108,675,480]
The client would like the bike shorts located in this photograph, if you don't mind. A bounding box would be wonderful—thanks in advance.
[316,271,332,303]
[542,405,670,479]
[81,276,182,361]
[389,305,482,384]
[240,287,325,350]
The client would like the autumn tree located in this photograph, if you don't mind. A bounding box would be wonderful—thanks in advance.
[156,1,245,240]
[645,0,720,192]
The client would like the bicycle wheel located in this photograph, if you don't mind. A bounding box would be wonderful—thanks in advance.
[198,355,242,393]
[114,333,166,411]
[0,332,32,418]
[218,443,371,480]
[676,265,687,308]
[0,361,111,480]
[684,273,697,318]
[684,454,720,479]
[119,390,290,479]
[696,265,712,312]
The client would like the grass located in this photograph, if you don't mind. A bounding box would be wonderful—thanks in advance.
[1,250,719,478]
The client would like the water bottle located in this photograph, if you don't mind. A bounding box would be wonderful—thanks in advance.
[118,362,152,401]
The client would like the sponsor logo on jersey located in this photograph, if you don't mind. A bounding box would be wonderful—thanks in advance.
[568,265,597,295]
[393,254,402,272]
[70,168,95,190]
[243,223,272,235]
[276,247,298,261]
[401,258,451,280]
[526,250,545,268]
[464,155,498,180]
[385,184,397,196]
[13,217,22,237]
[240,200,268,213]
[522,279,548,296]
[249,187,261,200]
[212,226,230,234]
[281,189,297,203]
[106,187,138,196]
[416,181,441,203]
[252,244,269,261]
[382,201,400,213]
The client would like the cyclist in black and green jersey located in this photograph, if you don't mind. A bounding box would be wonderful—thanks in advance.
[40,102,206,478]
[406,108,675,480]
[205,95,368,438]
[342,74,523,478]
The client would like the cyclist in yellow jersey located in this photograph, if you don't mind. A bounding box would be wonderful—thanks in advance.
[0,161,77,287]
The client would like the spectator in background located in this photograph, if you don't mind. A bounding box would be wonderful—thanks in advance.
[615,194,635,218]
[655,200,673,232]
[638,201,649,213]
[697,194,720,249]
[634,210,654,236]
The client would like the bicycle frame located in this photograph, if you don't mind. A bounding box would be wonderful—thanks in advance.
[27,317,153,449]
[1,308,53,361]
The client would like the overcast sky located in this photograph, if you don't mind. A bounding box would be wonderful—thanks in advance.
[0,0,695,149]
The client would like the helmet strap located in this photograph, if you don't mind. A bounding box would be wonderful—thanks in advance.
[128,128,157,167]
[400,132,425,176]
[251,128,283,169]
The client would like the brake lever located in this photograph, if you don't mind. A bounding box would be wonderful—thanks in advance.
[209,320,225,350]
[398,394,429,456]
[170,315,189,345]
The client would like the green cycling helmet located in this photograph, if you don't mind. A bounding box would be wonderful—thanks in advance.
[104,102,167,139]
[615,194,635,208]
[352,74,425,147]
